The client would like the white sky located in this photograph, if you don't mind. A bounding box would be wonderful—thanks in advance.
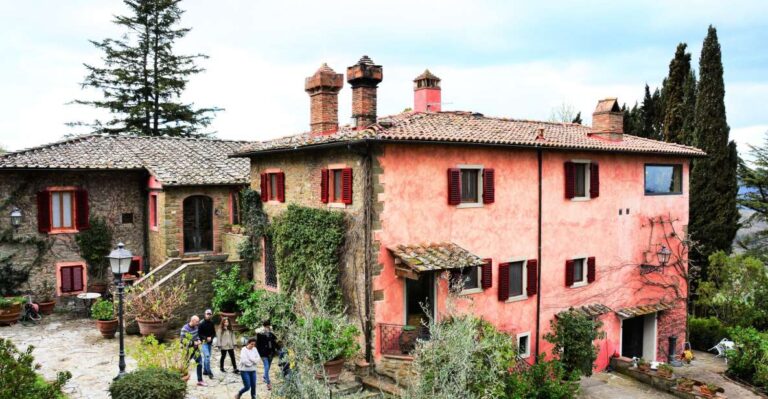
[1,1,766,155]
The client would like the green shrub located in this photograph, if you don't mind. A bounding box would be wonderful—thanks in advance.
[688,316,729,350]
[211,265,251,313]
[109,368,186,399]
[0,338,71,399]
[90,299,115,321]
[726,326,768,389]
[300,314,360,363]
[544,309,606,377]
[0,296,24,309]
[75,216,113,282]
[236,288,295,334]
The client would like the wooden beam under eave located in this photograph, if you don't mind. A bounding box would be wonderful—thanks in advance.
[395,266,419,280]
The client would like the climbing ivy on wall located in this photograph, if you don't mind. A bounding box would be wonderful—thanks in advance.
[238,188,269,275]
[75,216,113,282]
[270,204,345,311]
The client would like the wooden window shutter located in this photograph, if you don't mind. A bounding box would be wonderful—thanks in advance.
[37,190,51,233]
[482,168,495,204]
[497,262,510,301]
[72,265,84,292]
[276,172,286,203]
[447,168,461,205]
[481,258,492,289]
[342,168,353,205]
[565,259,575,287]
[320,169,329,203]
[589,163,600,198]
[75,188,90,230]
[60,266,73,293]
[526,259,538,296]
[587,256,596,283]
[260,173,268,202]
[564,162,576,199]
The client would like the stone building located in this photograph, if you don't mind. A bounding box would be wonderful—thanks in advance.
[0,135,248,302]
[233,55,705,379]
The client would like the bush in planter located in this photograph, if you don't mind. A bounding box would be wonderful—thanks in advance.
[108,368,186,399]
[236,288,295,334]
[211,265,251,313]
[128,334,194,378]
[91,299,115,321]
[299,314,360,363]
[0,296,24,309]
[0,338,72,399]
[125,275,191,340]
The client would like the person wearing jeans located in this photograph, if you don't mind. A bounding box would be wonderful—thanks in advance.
[198,309,217,378]
[236,338,260,399]
[180,315,207,387]
[255,320,277,390]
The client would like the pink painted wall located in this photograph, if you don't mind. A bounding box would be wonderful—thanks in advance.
[373,143,689,371]
[414,88,441,113]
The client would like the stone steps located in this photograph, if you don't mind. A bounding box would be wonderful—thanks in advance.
[360,375,403,397]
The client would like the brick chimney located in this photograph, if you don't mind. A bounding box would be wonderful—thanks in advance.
[305,63,344,135]
[346,55,383,128]
[414,69,441,112]
[591,98,623,140]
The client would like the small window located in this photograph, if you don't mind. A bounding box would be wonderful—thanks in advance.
[57,262,86,295]
[573,258,585,283]
[121,213,134,224]
[574,163,587,198]
[230,191,241,225]
[509,260,526,299]
[460,169,479,203]
[269,174,278,201]
[333,169,343,202]
[51,191,75,229]
[517,332,531,358]
[149,193,158,230]
[645,164,682,195]
[264,236,278,288]
[451,266,481,293]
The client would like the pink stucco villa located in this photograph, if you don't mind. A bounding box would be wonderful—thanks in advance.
[234,56,704,379]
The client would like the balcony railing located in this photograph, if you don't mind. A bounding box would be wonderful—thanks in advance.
[379,323,431,356]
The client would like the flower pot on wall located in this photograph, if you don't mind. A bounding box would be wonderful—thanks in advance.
[319,358,345,383]
[38,301,56,315]
[96,319,119,338]
[136,318,169,341]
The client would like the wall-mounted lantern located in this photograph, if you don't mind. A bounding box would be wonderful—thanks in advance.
[10,207,22,229]
[657,245,672,267]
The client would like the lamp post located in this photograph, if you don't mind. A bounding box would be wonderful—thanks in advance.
[10,208,22,230]
[107,242,132,379]
[656,245,672,267]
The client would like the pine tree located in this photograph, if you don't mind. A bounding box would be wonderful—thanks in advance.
[689,26,740,279]
[73,0,219,137]
[738,131,768,258]
[622,102,641,136]
[680,70,698,146]
[662,43,692,144]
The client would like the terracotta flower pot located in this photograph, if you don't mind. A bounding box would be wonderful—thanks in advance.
[700,386,714,398]
[318,358,345,383]
[96,319,119,338]
[181,373,190,382]
[657,369,672,379]
[0,309,21,326]
[136,318,169,341]
[38,301,56,315]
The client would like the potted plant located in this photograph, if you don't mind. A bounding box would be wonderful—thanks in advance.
[36,281,56,315]
[676,378,695,392]
[657,363,673,379]
[125,276,189,341]
[91,299,118,338]
[128,334,194,382]
[212,265,250,331]
[301,314,360,383]
[637,358,650,372]
[0,296,24,325]
[700,383,719,397]
[231,224,243,234]
[399,325,418,354]
[75,216,113,295]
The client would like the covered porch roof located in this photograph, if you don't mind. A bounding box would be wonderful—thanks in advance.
[557,303,613,318]
[388,242,485,280]
[615,302,674,319]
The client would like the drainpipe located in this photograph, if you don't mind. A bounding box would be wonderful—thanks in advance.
[535,148,543,363]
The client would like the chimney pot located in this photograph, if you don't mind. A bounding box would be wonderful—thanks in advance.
[591,98,623,140]
[305,63,344,135]
[347,56,383,129]
[413,69,441,113]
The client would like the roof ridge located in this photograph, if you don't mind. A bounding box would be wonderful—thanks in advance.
[2,133,106,157]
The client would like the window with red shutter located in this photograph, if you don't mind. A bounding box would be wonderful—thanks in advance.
[589,164,599,198]
[72,265,84,292]
[481,258,492,289]
[482,169,495,204]
[565,260,575,287]
[260,173,268,202]
[341,168,353,205]
[60,266,73,293]
[526,259,538,296]
[59,263,86,294]
[75,188,89,230]
[320,169,329,203]
[276,172,285,203]
[587,257,596,283]
[37,190,51,233]
[564,162,576,199]
[447,168,461,205]
[497,262,510,301]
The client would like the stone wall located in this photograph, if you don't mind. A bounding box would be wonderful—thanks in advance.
[221,232,247,261]
[0,170,146,302]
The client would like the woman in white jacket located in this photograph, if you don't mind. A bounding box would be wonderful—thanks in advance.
[235,338,260,399]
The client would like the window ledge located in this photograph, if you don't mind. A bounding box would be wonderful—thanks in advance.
[457,202,483,209]
[49,229,78,235]
[570,197,591,202]
[571,281,588,288]
[327,202,347,209]
[506,295,528,303]
[459,288,483,296]
[519,353,530,359]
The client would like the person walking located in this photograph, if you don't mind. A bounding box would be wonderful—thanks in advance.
[218,317,239,374]
[198,309,217,378]
[180,315,206,387]
[235,337,260,399]
[255,320,277,391]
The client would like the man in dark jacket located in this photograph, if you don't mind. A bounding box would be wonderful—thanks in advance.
[256,320,277,390]
[198,309,217,378]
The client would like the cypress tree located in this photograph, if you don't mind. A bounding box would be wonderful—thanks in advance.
[662,43,692,144]
[681,70,698,146]
[652,87,663,138]
[639,84,656,139]
[73,0,219,137]
[689,26,740,279]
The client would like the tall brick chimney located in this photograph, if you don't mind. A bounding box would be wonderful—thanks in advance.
[305,63,344,135]
[413,69,441,112]
[346,55,383,128]
[591,98,623,140]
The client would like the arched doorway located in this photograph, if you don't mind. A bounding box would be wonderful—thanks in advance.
[183,195,213,253]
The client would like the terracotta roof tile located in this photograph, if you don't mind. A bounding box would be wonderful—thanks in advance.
[0,134,250,186]
[615,302,674,319]
[234,111,705,157]
[388,242,485,273]
[558,304,613,318]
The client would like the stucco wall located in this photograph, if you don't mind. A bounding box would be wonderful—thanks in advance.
[373,143,690,370]
[0,170,146,301]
